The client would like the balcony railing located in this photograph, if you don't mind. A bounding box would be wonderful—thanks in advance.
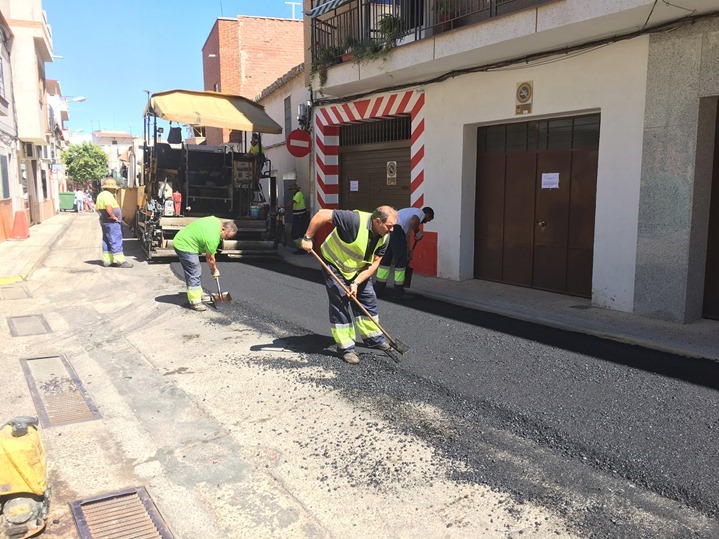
[311,0,554,68]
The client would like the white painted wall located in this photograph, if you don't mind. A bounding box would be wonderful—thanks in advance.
[422,37,650,312]
[258,70,312,212]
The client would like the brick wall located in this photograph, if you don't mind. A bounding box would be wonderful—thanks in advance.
[202,17,304,145]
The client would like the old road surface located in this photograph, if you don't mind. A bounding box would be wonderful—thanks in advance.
[170,255,719,539]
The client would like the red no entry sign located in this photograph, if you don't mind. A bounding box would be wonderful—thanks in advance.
[286,129,312,158]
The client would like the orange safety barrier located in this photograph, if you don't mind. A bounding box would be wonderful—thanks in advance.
[10,211,29,240]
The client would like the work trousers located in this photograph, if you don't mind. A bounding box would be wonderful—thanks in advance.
[323,262,386,353]
[175,249,203,305]
[290,210,309,246]
[99,208,126,265]
[376,227,408,287]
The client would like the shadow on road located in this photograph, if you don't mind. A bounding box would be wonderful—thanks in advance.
[242,259,719,391]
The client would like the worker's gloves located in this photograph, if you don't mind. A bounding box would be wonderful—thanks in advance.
[211,269,221,278]
[415,231,424,241]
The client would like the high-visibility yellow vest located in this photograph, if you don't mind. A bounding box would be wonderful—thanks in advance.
[321,210,387,279]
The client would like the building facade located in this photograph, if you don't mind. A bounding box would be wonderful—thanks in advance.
[201,16,304,145]
[92,130,134,183]
[256,64,312,230]
[1,0,55,228]
[304,0,719,323]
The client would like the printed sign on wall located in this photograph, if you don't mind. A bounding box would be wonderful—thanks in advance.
[387,161,397,185]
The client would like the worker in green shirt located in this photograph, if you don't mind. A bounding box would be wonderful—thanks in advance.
[173,216,238,311]
[284,183,309,254]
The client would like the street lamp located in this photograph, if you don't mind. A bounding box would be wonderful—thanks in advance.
[64,96,86,103]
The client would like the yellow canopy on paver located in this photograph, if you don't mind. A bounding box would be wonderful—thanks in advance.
[146,89,282,134]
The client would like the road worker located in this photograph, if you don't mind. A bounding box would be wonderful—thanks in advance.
[375,206,434,299]
[301,206,397,364]
[284,183,309,254]
[95,178,133,268]
[173,216,238,312]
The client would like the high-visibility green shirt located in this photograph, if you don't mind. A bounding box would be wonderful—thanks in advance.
[292,190,306,212]
[173,216,222,255]
[95,190,118,210]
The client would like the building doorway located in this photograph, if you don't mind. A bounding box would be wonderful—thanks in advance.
[475,114,600,297]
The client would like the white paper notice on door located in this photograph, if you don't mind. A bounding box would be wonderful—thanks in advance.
[541,172,559,189]
[350,180,359,192]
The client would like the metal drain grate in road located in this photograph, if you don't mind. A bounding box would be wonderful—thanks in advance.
[7,314,52,336]
[70,487,174,539]
[20,355,101,427]
[0,286,31,300]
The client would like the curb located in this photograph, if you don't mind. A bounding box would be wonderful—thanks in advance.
[0,215,74,285]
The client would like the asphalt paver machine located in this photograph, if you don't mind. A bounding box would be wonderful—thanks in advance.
[136,89,283,260]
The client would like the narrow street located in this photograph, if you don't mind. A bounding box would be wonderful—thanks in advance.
[2,214,718,538]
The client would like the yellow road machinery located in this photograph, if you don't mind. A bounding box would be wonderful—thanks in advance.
[0,417,49,539]
[136,90,283,260]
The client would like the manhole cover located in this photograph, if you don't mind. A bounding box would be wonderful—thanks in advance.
[70,487,174,539]
[0,286,31,300]
[7,314,52,336]
[20,355,101,427]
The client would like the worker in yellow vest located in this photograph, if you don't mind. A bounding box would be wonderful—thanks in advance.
[95,178,132,268]
[285,183,308,254]
[301,206,397,364]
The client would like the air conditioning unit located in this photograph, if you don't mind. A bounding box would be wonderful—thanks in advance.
[23,142,34,158]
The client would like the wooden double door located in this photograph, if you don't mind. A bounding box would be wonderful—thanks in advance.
[475,115,600,297]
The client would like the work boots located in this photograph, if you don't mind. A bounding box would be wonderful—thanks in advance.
[188,303,207,312]
[375,281,388,298]
[341,350,360,364]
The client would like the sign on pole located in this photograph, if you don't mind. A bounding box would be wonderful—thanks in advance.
[286,129,312,158]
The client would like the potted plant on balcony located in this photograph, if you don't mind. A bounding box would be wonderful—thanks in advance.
[311,45,341,87]
[432,0,454,33]
[342,37,358,63]
[377,13,402,49]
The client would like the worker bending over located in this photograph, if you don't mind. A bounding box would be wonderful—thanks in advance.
[173,216,238,312]
[376,206,434,299]
[301,206,398,364]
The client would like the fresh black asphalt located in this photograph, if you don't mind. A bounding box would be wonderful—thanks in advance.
[171,256,719,538]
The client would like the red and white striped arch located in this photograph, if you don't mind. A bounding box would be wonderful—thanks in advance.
[314,90,425,209]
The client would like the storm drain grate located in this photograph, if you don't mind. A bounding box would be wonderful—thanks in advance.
[70,487,174,539]
[0,286,31,300]
[7,314,52,336]
[20,355,101,427]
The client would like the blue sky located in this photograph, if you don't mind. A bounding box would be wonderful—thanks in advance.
[44,0,301,139]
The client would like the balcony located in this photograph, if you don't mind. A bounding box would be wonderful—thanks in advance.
[310,0,553,86]
[309,0,719,97]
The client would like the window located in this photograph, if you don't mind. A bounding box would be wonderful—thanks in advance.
[284,96,292,139]
[213,82,219,92]
[0,56,5,99]
[0,155,9,200]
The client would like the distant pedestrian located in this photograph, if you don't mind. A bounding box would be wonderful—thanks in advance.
[173,216,238,311]
[84,190,94,212]
[284,183,309,254]
[95,178,133,268]
[74,188,85,213]
[375,206,434,299]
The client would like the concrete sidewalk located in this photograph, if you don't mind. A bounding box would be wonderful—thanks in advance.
[276,244,719,362]
[2,212,717,361]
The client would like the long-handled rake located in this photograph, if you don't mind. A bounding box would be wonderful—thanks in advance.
[308,249,409,358]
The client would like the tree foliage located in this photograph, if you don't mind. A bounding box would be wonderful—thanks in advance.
[61,142,108,186]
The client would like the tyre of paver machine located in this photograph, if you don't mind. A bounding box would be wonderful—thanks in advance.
[0,417,50,539]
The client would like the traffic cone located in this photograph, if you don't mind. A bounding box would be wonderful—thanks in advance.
[10,211,29,240]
